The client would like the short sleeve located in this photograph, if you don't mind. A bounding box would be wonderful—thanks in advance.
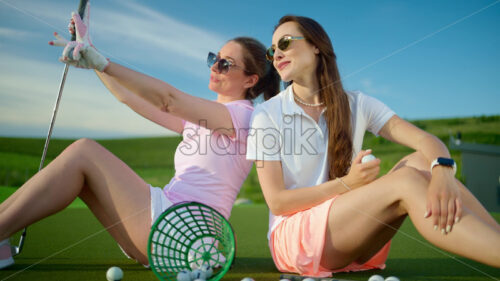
[246,107,282,161]
[358,93,395,136]
[225,101,254,142]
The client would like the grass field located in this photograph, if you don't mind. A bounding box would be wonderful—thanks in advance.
[0,195,498,281]
[1,115,499,203]
[1,115,500,280]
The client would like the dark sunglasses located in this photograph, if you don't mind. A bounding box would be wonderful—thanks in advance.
[266,36,305,61]
[207,52,245,74]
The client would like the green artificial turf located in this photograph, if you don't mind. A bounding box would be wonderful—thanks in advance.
[0,198,498,281]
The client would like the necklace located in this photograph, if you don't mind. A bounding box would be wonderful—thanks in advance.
[293,93,324,107]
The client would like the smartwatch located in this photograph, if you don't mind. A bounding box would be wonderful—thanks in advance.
[430,157,457,175]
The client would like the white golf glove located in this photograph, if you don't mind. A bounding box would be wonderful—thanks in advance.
[49,2,109,71]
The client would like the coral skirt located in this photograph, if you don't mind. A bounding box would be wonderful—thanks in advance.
[269,196,391,277]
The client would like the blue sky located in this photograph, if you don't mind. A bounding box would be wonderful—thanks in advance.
[0,0,498,138]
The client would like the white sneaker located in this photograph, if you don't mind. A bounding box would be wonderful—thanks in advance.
[0,239,14,269]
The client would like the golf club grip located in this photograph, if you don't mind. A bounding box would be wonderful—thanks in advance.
[71,0,89,41]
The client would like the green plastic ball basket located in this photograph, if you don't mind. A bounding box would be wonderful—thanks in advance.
[148,202,236,281]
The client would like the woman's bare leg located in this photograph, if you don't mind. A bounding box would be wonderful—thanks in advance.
[393,151,500,230]
[321,166,500,270]
[0,138,152,264]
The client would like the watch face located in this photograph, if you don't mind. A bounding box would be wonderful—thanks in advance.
[437,157,455,166]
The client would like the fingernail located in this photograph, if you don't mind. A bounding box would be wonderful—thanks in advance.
[441,229,446,235]
[434,225,438,231]
[455,217,460,224]
[446,225,451,233]
[424,211,429,218]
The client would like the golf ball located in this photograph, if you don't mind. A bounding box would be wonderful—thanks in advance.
[385,277,400,281]
[200,264,213,278]
[106,266,123,281]
[368,275,384,281]
[191,269,207,280]
[241,278,255,281]
[177,270,191,281]
[362,154,376,163]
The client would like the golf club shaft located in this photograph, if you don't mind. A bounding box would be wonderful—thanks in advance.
[14,64,70,256]
[38,64,70,171]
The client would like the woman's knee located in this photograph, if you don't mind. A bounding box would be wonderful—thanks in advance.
[394,166,429,196]
[391,152,430,175]
[71,138,99,150]
[64,138,101,158]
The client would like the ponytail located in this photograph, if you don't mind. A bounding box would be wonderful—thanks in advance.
[231,37,280,101]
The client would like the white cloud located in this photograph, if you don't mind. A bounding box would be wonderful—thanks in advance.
[0,0,226,138]
[0,53,177,138]
[0,26,37,38]
[1,0,226,78]
[89,2,225,78]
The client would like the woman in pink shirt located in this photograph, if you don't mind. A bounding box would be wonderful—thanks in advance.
[0,5,279,268]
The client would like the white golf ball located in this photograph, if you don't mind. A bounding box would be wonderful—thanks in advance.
[191,269,207,280]
[106,266,123,281]
[200,264,213,278]
[177,270,192,281]
[177,270,191,281]
[241,278,255,281]
[368,275,384,281]
[362,154,376,163]
[385,277,400,281]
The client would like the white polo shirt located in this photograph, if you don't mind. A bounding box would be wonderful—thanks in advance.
[246,85,395,237]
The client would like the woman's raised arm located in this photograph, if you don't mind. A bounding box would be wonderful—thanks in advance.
[95,70,184,134]
[101,62,236,137]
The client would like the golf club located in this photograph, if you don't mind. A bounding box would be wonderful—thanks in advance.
[11,0,89,257]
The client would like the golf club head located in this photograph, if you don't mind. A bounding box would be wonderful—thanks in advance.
[11,245,20,256]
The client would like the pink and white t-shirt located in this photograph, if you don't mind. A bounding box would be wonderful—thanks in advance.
[164,99,254,219]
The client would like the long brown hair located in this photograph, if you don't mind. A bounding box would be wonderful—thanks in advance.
[275,16,352,179]
[231,37,280,101]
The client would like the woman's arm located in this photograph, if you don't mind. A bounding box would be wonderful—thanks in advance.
[379,115,451,163]
[53,8,237,136]
[103,62,236,137]
[378,115,462,231]
[96,71,184,133]
[256,160,351,216]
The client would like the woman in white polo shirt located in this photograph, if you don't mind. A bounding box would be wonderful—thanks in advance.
[247,15,500,277]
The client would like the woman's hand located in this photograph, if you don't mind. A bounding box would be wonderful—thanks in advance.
[425,167,462,234]
[342,149,380,189]
[48,2,109,71]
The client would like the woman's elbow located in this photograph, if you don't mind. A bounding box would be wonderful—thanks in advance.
[268,200,289,216]
[113,94,129,105]
[160,90,178,113]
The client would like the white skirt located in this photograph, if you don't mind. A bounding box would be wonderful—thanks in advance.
[150,185,173,225]
[119,185,173,263]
